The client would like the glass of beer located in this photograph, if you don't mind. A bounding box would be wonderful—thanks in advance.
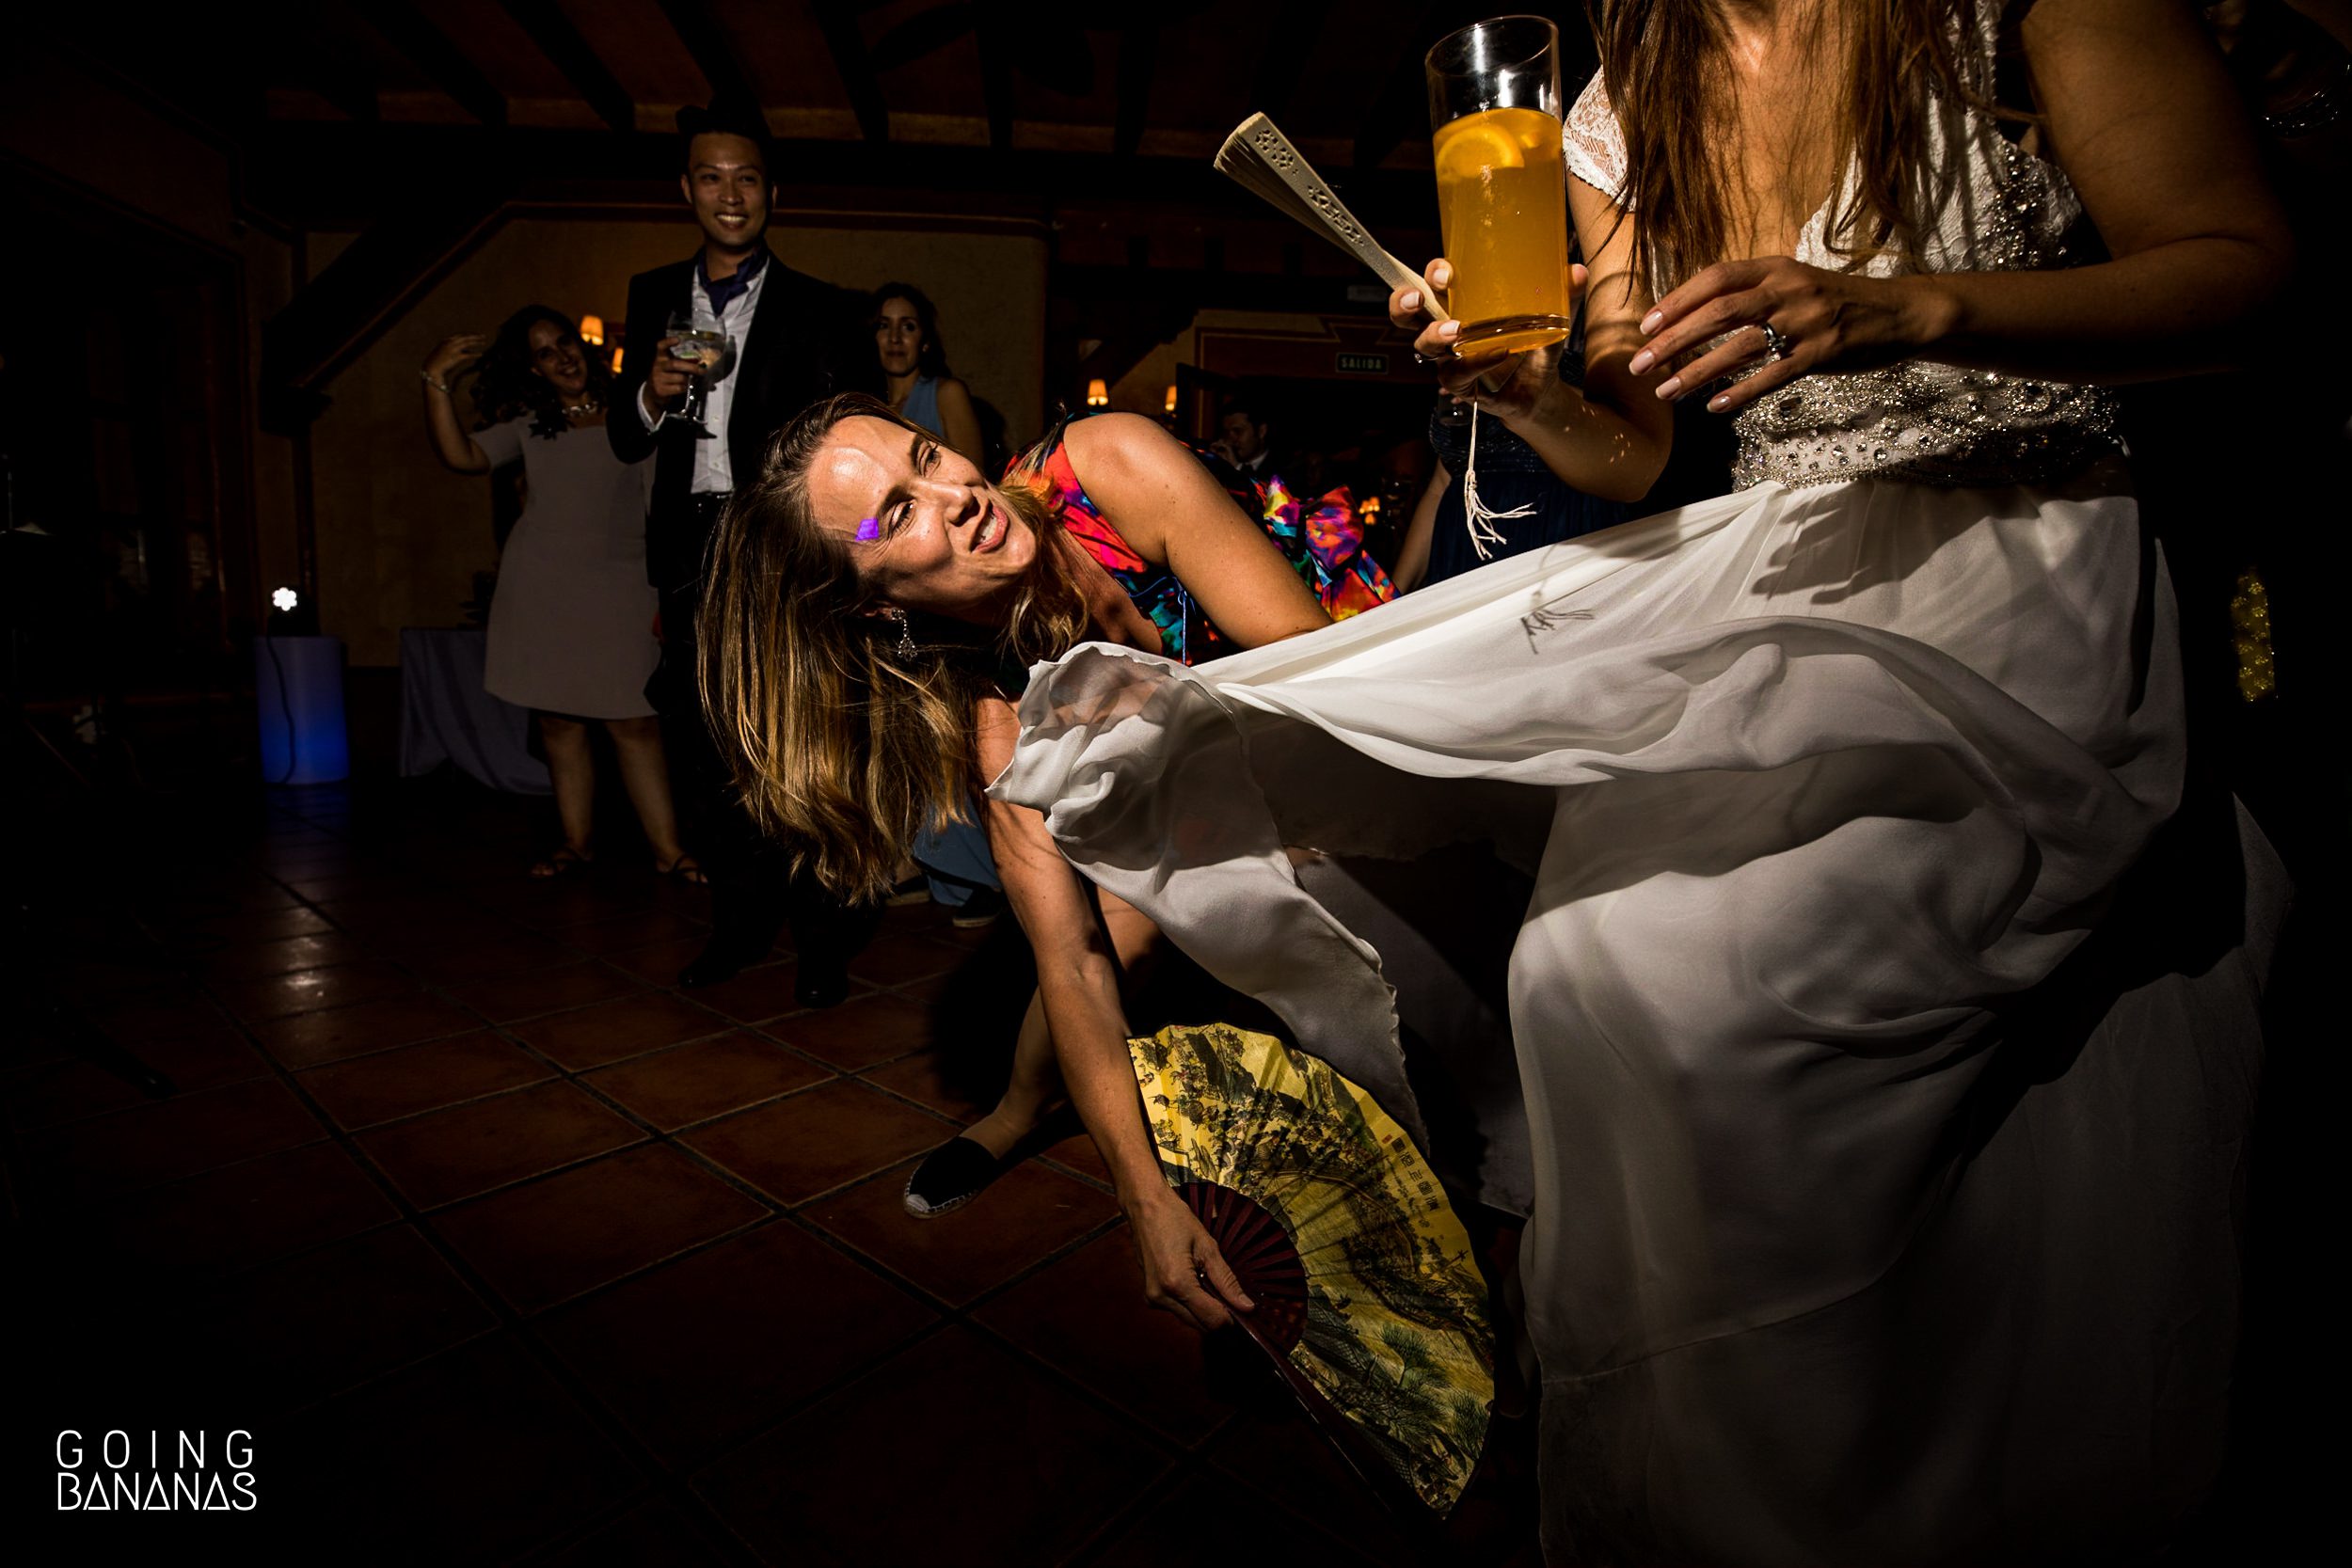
[1424,16,1571,359]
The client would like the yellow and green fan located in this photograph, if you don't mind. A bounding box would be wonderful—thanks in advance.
[1129,1022,1494,1517]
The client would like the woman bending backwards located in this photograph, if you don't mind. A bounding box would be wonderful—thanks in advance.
[700,398,1326,1331]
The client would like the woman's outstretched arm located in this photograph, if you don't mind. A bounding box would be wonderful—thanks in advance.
[1633,0,2295,412]
[1062,413,1330,648]
[975,698,1256,1332]
[421,334,490,473]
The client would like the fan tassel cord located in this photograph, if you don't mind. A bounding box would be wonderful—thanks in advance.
[1461,404,1534,562]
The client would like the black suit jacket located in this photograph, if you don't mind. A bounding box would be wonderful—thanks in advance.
[609,248,878,594]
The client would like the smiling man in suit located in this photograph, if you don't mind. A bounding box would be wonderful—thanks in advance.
[611,102,880,999]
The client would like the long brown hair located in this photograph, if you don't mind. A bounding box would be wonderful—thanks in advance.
[1589,0,2001,293]
[699,394,1089,901]
[471,305,614,438]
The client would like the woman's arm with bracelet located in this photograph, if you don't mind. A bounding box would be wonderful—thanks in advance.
[421,334,491,474]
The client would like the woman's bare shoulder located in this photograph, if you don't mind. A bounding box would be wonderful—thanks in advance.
[1061,415,1196,542]
[1060,412,1173,480]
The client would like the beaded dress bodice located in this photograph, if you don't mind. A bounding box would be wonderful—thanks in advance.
[1562,26,2121,492]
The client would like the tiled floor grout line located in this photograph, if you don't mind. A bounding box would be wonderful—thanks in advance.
[184,1031,722,1552]
[14,961,1102,1291]
[46,852,765,1520]
[1056,1456,1234,1568]
[508,1472,762,1568]
[659,1291,1192,1554]
[955,1304,1238,1459]
[20,1074,1159,1532]
[21,800,1376,1566]
[33,925,986,1276]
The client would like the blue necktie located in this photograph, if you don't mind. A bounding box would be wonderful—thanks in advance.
[698,247,767,318]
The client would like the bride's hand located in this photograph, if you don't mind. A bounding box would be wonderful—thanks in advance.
[1129,1189,1255,1333]
[1390,259,1587,423]
[1628,257,1951,416]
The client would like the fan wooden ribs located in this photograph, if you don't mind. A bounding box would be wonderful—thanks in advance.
[1180,1180,1308,1352]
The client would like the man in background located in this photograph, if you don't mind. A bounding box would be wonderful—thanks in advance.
[1216,396,1280,480]
[610,103,879,1000]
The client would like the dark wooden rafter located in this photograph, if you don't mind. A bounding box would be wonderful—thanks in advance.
[292,22,383,123]
[1113,24,1156,159]
[974,2,1016,151]
[813,1,890,142]
[349,0,508,127]
[301,54,382,126]
[657,0,760,111]
[260,169,511,418]
[1249,0,1336,119]
[243,120,1441,234]
[495,0,635,132]
[1353,1,1459,168]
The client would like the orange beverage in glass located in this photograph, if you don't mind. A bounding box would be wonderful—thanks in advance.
[1426,18,1571,359]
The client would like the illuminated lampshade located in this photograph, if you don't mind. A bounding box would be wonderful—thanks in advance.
[579,314,605,346]
[611,346,625,373]
[1164,384,1178,415]
[1086,378,1110,408]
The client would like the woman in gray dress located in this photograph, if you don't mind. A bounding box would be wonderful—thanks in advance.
[421,307,697,880]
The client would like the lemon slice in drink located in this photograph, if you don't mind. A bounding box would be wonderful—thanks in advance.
[1436,118,1524,179]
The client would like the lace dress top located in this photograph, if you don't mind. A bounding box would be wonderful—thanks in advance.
[1562,26,2122,493]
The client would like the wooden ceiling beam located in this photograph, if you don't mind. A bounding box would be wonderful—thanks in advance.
[813,1,889,142]
[655,0,760,112]
[350,0,508,127]
[495,0,635,133]
[302,61,382,126]
[260,169,511,418]
[1114,24,1156,160]
[976,3,1015,152]
[1249,0,1337,120]
[1353,1,1464,169]
[240,120,1439,234]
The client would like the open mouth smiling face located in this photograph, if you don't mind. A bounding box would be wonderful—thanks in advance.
[683,133,769,251]
[808,416,1038,621]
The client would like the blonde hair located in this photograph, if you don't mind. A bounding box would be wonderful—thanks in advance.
[699,394,1089,901]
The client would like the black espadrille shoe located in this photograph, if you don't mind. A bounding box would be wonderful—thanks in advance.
[902,1136,1004,1219]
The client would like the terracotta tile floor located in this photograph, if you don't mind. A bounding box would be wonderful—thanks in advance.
[9,781,1538,1564]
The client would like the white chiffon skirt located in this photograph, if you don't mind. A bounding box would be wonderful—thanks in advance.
[992,465,2277,1564]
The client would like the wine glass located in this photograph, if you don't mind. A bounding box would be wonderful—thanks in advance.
[664,308,734,437]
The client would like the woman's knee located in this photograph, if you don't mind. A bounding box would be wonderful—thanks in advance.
[605,715,662,745]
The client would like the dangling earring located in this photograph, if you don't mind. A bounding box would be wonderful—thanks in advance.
[893,610,916,660]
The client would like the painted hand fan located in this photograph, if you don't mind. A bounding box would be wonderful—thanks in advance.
[1130,1022,1493,1516]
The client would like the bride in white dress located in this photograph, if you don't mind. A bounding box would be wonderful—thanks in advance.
[992,0,2293,1560]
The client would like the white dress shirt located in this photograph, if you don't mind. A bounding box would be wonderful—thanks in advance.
[634,253,771,495]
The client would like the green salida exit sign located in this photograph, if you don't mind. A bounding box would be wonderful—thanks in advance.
[1335,352,1387,374]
